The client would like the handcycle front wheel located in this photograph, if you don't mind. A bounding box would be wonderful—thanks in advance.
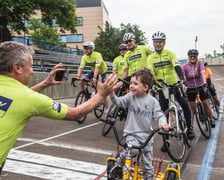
[74,90,90,124]
[195,103,211,139]
[166,162,180,180]
[164,108,187,162]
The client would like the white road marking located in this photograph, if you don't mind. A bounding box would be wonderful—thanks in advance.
[5,150,107,180]
[17,137,114,155]
[214,77,224,81]
[14,122,102,150]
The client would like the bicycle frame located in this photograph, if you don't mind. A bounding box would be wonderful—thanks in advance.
[71,77,104,123]
[101,78,129,136]
[166,88,180,131]
[159,80,189,162]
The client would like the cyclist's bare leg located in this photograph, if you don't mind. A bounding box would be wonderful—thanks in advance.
[202,99,215,127]
[189,101,196,122]
[213,95,220,106]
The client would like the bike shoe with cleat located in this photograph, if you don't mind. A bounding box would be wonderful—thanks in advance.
[187,128,195,140]
[210,120,216,128]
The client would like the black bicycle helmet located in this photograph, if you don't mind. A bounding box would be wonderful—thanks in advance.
[187,49,199,56]
[204,61,208,66]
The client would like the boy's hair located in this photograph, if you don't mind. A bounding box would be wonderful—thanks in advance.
[131,68,154,92]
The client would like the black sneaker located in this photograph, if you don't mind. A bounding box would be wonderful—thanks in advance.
[187,128,195,140]
[210,121,216,128]
[108,163,122,179]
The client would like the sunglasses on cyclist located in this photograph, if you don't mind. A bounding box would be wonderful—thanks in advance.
[189,55,197,59]
[83,46,91,50]
[125,40,133,44]
[153,40,164,44]
[119,48,127,51]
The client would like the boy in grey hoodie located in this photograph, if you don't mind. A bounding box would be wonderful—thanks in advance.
[109,68,169,180]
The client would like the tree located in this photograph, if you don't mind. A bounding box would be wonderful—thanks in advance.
[94,22,148,62]
[0,0,77,42]
[119,23,148,45]
[29,19,61,44]
[94,22,122,62]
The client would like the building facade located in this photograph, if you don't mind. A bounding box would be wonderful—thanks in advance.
[63,0,111,49]
[12,0,111,51]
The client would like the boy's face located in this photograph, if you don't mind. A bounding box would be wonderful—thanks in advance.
[130,76,148,97]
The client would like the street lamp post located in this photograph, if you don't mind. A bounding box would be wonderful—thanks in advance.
[195,36,198,49]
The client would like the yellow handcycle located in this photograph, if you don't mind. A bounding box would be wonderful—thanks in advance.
[105,125,181,180]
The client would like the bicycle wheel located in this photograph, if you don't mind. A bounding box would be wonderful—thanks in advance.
[94,101,105,118]
[74,90,90,124]
[164,108,187,162]
[178,111,191,147]
[102,105,118,136]
[208,93,219,120]
[195,103,211,139]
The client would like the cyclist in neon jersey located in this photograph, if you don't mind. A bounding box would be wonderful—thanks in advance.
[112,44,128,78]
[148,31,195,151]
[122,32,152,80]
[182,49,215,128]
[0,41,119,175]
[204,61,220,107]
[76,41,110,113]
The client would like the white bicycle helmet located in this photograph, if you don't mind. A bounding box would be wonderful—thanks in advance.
[123,33,135,42]
[152,31,166,40]
[83,41,95,49]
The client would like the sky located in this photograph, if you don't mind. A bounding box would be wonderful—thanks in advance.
[103,0,224,59]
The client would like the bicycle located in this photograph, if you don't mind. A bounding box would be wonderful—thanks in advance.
[104,124,181,180]
[207,88,219,120]
[71,77,105,124]
[157,80,190,162]
[101,78,130,136]
[187,88,211,139]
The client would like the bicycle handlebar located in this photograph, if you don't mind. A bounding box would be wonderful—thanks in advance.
[71,77,95,88]
[100,117,173,150]
[113,126,173,150]
[118,78,130,86]
[155,79,183,89]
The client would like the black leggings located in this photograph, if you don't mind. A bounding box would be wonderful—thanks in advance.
[158,88,192,129]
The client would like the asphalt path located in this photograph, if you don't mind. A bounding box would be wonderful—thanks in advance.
[1,66,224,180]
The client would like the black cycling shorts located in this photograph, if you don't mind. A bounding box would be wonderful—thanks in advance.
[187,87,209,102]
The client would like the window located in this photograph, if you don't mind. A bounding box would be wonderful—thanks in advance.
[61,34,83,43]
[77,17,83,26]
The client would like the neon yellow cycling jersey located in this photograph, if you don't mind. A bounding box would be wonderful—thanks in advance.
[147,49,179,87]
[113,55,127,78]
[0,75,68,167]
[124,45,152,76]
[80,51,108,74]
